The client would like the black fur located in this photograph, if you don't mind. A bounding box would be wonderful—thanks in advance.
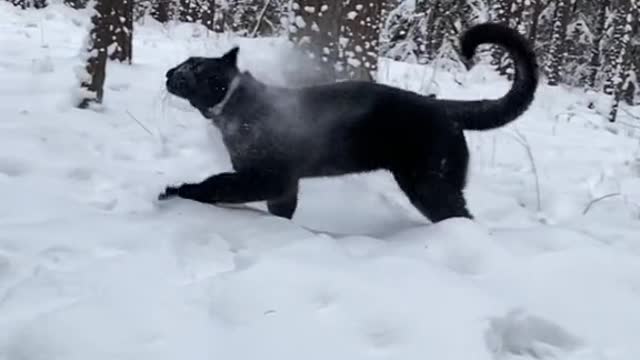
[159,23,539,223]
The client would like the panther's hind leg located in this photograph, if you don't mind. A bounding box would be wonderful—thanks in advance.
[392,168,473,223]
[444,135,471,191]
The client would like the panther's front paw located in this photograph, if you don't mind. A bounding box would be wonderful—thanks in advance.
[158,186,180,200]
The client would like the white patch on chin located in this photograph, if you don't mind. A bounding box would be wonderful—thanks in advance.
[207,76,242,117]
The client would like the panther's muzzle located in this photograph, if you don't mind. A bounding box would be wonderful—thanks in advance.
[165,67,195,98]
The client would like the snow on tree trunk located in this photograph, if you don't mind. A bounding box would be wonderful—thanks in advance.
[288,0,343,82]
[110,0,133,63]
[179,0,214,31]
[150,0,174,23]
[605,0,637,122]
[545,0,574,86]
[338,0,386,81]
[78,0,113,108]
[586,0,611,90]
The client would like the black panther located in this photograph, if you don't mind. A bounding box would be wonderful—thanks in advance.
[158,23,539,223]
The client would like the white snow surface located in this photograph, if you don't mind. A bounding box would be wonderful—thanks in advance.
[2,3,640,360]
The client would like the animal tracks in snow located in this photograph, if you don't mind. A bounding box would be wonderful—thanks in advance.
[485,310,584,360]
[0,157,31,178]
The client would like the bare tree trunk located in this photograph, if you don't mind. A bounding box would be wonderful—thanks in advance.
[78,0,113,108]
[338,0,386,81]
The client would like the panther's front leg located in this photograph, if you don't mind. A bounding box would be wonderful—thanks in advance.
[159,171,296,206]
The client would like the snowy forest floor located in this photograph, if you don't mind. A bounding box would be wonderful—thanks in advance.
[2,3,640,360]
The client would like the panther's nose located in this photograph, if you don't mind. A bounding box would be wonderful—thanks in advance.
[166,68,175,79]
[172,75,188,89]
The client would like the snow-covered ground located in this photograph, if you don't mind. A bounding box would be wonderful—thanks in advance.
[2,3,640,360]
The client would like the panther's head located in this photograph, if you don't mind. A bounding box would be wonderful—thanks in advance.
[165,47,240,111]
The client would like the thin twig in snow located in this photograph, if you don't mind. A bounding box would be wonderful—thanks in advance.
[583,193,622,215]
[506,128,542,212]
[126,109,154,137]
[620,107,640,121]
[490,134,497,168]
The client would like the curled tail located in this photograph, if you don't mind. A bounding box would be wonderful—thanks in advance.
[448,23,539,131]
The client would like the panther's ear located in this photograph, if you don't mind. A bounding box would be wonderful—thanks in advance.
[222,46,239,65]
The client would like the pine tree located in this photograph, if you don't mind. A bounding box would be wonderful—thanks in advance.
[545,0,574,86]
[586,0,611,90]
[603,0,636,122]
[378,0,417,62]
